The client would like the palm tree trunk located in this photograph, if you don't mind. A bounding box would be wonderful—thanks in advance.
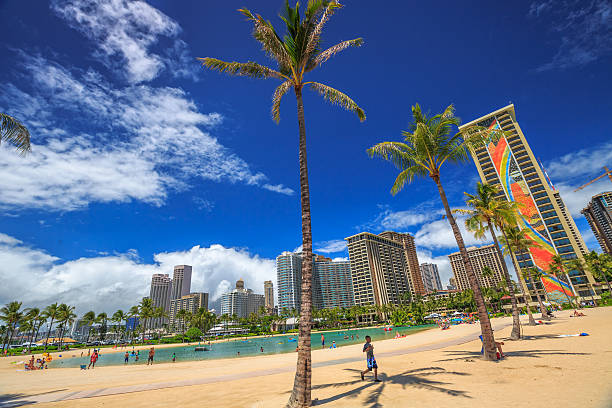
[505,246,536,326]
[529,274,549,320]
[493,223,523,337]
[44,317,55,352]
[288,87,314,407]
[555,270,575,311]
[31,323,42,352]
[433,175,496,361]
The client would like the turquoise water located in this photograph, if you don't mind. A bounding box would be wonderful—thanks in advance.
[51,325,433,368]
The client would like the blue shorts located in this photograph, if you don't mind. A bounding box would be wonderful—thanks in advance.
[367,357,378,370]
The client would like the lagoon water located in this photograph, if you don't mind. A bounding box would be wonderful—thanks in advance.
[51,325,433,368]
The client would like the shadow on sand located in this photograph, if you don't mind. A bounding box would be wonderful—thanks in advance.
[0,389,68,407]
[435,348,590,362]
[306,367,471,407]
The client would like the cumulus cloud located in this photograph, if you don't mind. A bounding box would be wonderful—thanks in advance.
[0,53,292,211]
[51,0,198,83]
[529,0,612,71]
[0,233,275,315]
[413,214,490,250]
[314,239,348,254]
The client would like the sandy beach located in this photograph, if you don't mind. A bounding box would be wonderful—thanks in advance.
[1,307,611,408]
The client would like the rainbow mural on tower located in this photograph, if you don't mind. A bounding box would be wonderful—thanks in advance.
[479,118,574,304]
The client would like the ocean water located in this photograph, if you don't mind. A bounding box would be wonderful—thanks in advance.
[51,325,433,368]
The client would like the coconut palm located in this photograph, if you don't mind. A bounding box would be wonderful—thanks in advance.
[128,305,140,344]
[0,113,31,154]
[548,254,577,310]
[584,251,612,296]
[96,312,108,341]
[81,311,96,345]
[497,226,538,325]
[0,301,23,351]
[522,267,550,320]
[111,310,126,344]
[457,182,522,338]
[176,309,188,342]
[367,104,497,360]
[55,304,76,351]
[23,307,41,352]
[42,303,59,352]
[138,298,154,343]
[199,2,364,404]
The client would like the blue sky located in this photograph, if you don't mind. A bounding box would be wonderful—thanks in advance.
[1,0,611,313]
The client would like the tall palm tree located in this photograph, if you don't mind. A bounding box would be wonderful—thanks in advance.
[96,312,108,341]
[0,301,23,352]
[199,2,364,404]
[548,254,576,310]
[128,305,140,344]
[42,303,59,352]
[498,227,537,325]
[24,307,41,352]
[458,182,522,339]
[56,304,76,351]
[138,298,154,343]
[0,113,31,154]
[367,104,497,360]
[82,311,96,345]
[523,266,550,320]
[112,310,126,344]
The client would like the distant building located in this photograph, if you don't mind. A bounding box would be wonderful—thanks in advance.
[126,317,140,331]
[171,265,192,300]
[420,263,443,293]
[169,292,209,329]
[582,192,612,254]
[264,280,274,311]
[276,252,354,312]
[448,245,506,291]
[447,277,457,291]
[221,279,265,318]
[378,231,426,297]
[149,273,172,328]
[345,231,419,308]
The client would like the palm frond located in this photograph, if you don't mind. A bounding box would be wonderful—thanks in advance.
[366,141,413,170]
[390,166,428,195]
[239,8,293,74]
[0,113,31,155]
[308,81,365,121]
[304,1,342,60]
[198,58,286,80]
[310,38,363,69]
[271,80,293,123]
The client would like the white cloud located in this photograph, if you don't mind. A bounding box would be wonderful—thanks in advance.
[314,239,347,254]
[51,0,194,83]
[0,53,291,210]
[546,141,612,183]
[530,0,612,71]
[367,207,437,231]
[414,215,490,250]
[331,257,348,262]
[554,179,610,217]
[0,233,275,315]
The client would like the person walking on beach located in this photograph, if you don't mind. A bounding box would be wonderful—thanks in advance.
[360,336,381,382]
[124,351,129,364]
[321,334,325,349]
[147,347,155,365]
[172,352,176,363]
[88,350,98,369]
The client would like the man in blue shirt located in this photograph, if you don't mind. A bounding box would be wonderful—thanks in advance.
[361,335,381,382]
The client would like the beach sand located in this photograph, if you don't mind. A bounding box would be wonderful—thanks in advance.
[1,307,611,407]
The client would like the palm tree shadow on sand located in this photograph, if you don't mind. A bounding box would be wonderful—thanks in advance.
[435,349,590,362]
[297,367,471,407]
[0,389,68,408]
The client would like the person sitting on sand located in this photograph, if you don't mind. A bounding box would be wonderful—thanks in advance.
[495,341,505,359]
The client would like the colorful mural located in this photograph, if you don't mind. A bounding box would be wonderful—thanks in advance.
[480,118,574,303]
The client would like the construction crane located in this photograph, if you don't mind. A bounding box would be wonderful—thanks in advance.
[574,166,612,192]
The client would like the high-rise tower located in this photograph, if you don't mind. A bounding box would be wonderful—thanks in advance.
[460,104,594,302]
[264,280,274,311]
[582,192,612,254]
[448,245,506,291]
[171,265,192,300]
[149,273,172,328]
[419,263,443,293]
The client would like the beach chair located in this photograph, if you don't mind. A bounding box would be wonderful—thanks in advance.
[80,364,87,370]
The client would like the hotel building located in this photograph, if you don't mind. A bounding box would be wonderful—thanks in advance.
[171,265,192,300]
[149,273,172,328]
[345,231,423,307]
[169,292,209,329]
[448,244,506,291]
[460,104,595,301]
[420,263,443,293]
[276,252,354,311]
[582,192,612,254]
[264,280,275,311]
[220,279,265,318]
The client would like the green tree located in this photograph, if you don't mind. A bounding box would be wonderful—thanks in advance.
[42,303,59,352]
[56,304,76,351]
[112,310,127,345]
[498,227,538,325]
[458,182,522,338]
[138,298,154,343]
[82,311,96,344]
[0,301,23,352]
[96,312,108,341]
[522,266,550,320]
[23,307,41,352]
[584,251,612,296]
[548,254,577,310]
[199,2,365,404]
[191,308,216,334]
[0,113,31,154]
[367,104,497,360]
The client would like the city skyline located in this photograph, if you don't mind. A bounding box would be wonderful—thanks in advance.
[1,1,611,314]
